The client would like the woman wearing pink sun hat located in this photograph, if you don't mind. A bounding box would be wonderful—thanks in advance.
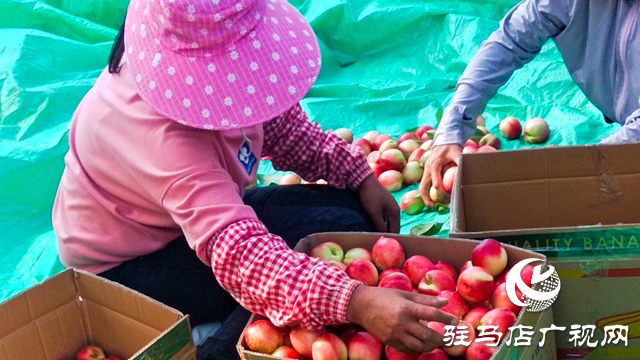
[52,0,455,356]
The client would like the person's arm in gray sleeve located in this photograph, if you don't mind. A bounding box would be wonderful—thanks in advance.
[433,0,572,147]
[422,0,573,208]
[601,108,640,144]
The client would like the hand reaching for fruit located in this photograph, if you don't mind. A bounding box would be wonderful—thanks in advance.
[345,285,459,354]
[357,174,400,233]
[419,144,461,209]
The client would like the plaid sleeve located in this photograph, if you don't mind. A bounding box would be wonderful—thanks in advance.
[262,104,373,191]
[206,219,360,329]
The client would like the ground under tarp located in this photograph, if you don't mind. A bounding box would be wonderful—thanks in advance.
[0,0,619,302]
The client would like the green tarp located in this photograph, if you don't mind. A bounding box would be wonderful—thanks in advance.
[0,0,619,302]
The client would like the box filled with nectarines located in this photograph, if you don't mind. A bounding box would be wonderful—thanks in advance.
[236,233,556,360]
[0,269,196,360]
[450,143,640,359]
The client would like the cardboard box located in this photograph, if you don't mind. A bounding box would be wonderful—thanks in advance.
[237,233,557,360]
[449,143,640,256]
[0,269,196,360]
[449,143,640,359]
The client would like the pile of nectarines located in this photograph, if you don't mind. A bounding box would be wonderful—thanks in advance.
[340,126,433,195]
[344,126,458,215]
[273,116,551,214]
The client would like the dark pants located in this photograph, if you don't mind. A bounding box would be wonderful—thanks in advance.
[604,115,616,124]
[99,185,373,360]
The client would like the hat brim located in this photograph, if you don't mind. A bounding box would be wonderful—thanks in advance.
[124,0,321,130]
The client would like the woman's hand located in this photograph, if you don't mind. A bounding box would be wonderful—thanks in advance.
[346,285,459,353]
[419,144,462,209]
[358,174,400,233]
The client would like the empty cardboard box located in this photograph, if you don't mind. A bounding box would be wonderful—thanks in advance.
[0,269,196,360]
[237,233,557,360]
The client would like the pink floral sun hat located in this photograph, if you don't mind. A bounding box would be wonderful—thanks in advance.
[123,0,321,130]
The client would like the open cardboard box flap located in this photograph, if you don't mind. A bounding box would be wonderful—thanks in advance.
[0,269,194,360]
